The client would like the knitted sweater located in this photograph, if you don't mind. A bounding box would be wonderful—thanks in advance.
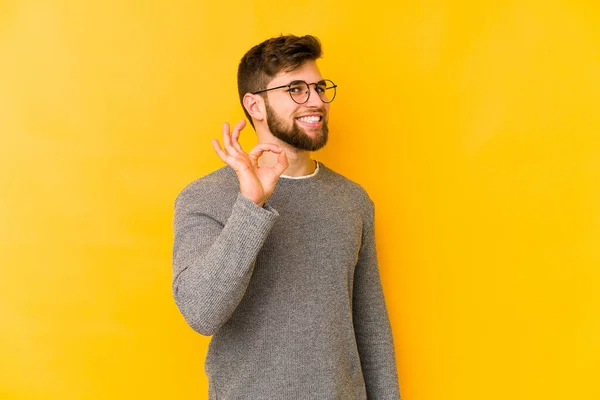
[172,163,400,400]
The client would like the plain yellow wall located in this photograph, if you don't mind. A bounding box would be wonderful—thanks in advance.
[1,0,599,399]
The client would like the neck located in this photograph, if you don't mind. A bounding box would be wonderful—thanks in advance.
[256,132,315,177]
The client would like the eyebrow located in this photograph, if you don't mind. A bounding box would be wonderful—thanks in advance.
[289,79,326,85]
[253,79,327,94]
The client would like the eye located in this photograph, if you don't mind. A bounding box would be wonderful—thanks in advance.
[287,81,307,94]
[315,81,328,93]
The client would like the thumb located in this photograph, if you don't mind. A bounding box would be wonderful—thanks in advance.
[273,150,288,175]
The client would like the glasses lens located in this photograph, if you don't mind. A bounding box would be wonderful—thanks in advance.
[317,80,336,103]
[288,81,310,104]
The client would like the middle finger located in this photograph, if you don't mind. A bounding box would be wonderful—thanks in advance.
[222,122,239,156]
[230,120,247,153]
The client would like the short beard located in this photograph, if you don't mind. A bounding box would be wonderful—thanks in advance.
[265,102,328,151]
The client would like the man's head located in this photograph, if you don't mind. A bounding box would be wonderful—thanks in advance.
[237,35,333,151]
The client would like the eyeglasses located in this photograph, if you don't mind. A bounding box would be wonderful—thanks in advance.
[252,79,337,104]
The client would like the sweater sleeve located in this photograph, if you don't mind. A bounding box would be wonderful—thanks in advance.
[172,191,279,336]
[353,200,401,399]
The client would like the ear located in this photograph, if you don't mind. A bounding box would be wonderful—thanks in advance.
[243,93,266,123]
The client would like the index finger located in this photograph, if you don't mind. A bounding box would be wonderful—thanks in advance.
[248,143,282,159]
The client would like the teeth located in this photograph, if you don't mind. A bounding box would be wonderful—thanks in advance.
[298,116,320,123]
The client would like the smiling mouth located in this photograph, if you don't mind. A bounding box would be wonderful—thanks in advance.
[296,115,323,124]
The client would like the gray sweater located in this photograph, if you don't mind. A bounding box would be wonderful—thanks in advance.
[172,163,400,399]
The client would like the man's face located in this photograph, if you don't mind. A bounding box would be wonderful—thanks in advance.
[263,61,330,151]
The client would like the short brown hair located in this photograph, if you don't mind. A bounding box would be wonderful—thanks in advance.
[237,35,322,127]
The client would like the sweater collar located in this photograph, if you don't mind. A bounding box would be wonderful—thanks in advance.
[280,161,320,180]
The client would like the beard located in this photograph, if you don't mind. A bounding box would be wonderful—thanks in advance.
[265,102,328,151]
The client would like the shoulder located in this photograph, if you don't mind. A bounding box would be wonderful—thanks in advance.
[319,163,374,212]
[174,166,239,209]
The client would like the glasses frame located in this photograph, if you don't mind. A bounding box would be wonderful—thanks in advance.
[251,79,337,104]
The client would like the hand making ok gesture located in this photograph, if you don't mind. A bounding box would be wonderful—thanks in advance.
[212,119,288,207]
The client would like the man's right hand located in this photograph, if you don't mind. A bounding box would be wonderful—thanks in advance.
[212,120,288,207]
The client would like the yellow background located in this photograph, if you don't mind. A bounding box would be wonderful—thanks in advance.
[1,0,599,399]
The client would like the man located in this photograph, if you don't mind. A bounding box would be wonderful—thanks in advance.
[172,34,400,399]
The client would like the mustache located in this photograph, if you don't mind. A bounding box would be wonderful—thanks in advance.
[293,108,327,117]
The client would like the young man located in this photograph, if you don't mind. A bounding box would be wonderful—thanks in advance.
[172,35,400,399]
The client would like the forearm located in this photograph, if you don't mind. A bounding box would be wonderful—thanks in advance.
[172,193,278,335]
[354,295,400,399]
[353,202,401,399]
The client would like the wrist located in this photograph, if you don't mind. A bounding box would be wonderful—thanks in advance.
[240,192,265,208]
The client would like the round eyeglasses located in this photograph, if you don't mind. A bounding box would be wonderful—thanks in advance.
[252,79,337,104]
